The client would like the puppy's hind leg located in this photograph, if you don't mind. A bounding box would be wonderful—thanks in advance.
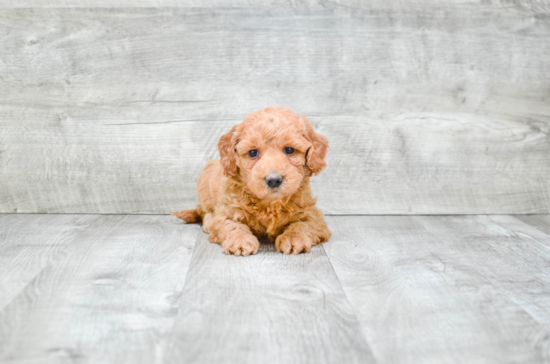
[171,204,205,223]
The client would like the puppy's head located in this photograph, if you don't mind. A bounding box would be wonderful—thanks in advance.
[218,107,328,200]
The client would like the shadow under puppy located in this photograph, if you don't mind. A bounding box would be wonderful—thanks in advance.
[172,107,331,256]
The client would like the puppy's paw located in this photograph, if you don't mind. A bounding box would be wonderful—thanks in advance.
[171,209,199,223]
[221,233,260,256]
[275,233,313,255]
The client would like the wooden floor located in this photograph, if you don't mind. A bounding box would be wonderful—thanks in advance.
[1,214,550,363]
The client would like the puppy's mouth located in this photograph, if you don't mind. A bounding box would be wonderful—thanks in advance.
[262,187,286,201]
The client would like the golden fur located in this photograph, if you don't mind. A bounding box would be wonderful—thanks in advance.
[172,107,331,255]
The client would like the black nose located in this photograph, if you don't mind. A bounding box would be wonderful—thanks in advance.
[265,173,283,188]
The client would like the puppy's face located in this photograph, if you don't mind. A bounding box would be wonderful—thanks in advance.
[218,107,329,201]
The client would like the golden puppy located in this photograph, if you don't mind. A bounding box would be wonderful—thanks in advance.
[172,107,331,255]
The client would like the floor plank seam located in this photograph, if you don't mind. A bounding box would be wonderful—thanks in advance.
[319,244,378,362]
[163,225,204,358]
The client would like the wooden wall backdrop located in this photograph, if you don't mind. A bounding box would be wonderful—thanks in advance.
[0,1,549,214]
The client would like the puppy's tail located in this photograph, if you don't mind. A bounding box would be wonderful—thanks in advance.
[171,205,205,223]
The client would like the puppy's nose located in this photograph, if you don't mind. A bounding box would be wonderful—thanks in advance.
[265,172,283,188]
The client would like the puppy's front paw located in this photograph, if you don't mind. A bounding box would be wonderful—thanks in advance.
[275,233,313,255]
[222,232,260,256]
[171,209,199,223]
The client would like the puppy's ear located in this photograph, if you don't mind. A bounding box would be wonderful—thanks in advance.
[306,131,329,175]
[218,125,239,177]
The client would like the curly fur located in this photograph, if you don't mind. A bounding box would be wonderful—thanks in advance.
[172,107,331,255]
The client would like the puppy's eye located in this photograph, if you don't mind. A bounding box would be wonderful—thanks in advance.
[284,147,295,155]
[248,149,259,158]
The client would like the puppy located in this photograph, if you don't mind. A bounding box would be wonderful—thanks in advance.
[172,107,331,255]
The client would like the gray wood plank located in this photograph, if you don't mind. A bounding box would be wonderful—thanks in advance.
[0,214,98,310]
[1,0,549,11]
[0,215,200,364]
[1,7,549,214]
[323,215,550,364]
[514,215,550,238]
[417,215,550,331]
[165,231,375,364]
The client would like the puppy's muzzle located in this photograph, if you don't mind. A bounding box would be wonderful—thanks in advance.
[265,172,283,189]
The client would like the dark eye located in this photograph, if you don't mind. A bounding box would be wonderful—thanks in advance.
[284,147,295,155]
[248,149,258,158]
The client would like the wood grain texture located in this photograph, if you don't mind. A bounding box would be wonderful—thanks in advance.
[166,231,375,364]
[1,214,550,363]
[466,214,550,329]
[417,215,550,332]
[1,0,549,12]
[0,215,200,364]
[0,214,97,310]
[514,214,550,238]
[323,215,550,364]
[1,6,549,214]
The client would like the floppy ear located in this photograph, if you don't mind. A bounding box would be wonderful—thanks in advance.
[306,131,329,176]
[218,125,239,177]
